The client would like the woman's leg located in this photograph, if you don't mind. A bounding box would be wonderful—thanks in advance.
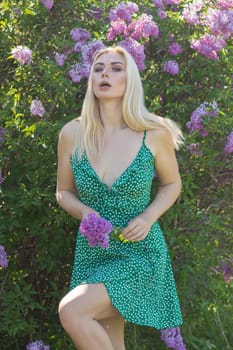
[58,283,124,350]
[99,314,126,350]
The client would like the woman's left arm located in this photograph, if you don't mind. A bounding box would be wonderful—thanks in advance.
[122,128,182,241]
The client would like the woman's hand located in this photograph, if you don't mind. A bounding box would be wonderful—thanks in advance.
[122,213,154,242]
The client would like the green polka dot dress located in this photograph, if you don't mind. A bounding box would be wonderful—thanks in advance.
[70,131,183,329]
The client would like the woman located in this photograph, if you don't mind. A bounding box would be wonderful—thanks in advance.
[56,46,184,350]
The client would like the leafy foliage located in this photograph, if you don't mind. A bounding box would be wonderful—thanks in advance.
[0,1,232,349]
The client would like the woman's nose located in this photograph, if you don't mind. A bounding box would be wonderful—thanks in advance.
[101,70,109,77]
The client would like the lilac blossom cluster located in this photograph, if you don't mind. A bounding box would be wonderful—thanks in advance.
[183,0,233,60]
[224,129,233,154]
[68,27,105,82]
[39,0,53,10]
[0,245,8,268]
[30,100,45,117]
[168,42,183,55]
[163,60,179,75]
[107,3,159,70]
[187,143,203,157]
[153,0,182,19]
[213,258,233,283]
[186,101,219,136]
[191,34,226,60]
[11,45,32,65]
[109,1,139,22]
[26,340,49,350]
[118,37,146,70]
[161,327,187,350]
[0,126,6,147]
[79,213,113,248]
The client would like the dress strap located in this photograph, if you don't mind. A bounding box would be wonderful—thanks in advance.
[143,130,147,144]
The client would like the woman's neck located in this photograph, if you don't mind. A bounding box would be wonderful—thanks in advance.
[98,100,126,130]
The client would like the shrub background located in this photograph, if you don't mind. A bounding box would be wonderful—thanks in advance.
[0,1,232,349]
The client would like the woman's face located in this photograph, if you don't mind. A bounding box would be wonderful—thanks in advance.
[92,51,126,101]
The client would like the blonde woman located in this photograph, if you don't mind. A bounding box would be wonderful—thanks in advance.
[56,46,185,350]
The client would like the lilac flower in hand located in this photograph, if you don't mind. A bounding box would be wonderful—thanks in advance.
[26,340,49,350]
[80,213,113,248]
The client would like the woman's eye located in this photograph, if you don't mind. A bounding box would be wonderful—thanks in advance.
[112,67,121,71]
[94,68,103,72]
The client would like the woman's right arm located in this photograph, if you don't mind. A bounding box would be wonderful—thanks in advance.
[56,120,96,220]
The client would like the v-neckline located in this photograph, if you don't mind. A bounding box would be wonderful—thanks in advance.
[85,133,146,192]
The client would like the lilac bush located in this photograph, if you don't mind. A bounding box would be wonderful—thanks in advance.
[0,0,232,349]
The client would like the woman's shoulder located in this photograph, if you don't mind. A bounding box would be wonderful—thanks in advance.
[59,117,80,139]
[146,127,173,156]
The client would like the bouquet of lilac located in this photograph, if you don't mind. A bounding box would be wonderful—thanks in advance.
[79,213,128,248]
[161,327,186,350]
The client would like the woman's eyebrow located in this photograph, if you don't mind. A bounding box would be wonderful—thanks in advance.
[94,61,125,66]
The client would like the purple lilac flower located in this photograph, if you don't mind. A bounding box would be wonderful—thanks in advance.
[88,7,103,19]
[213,258,233,283]
[158,8,168,19]
[30,100,45,117]
[224,130,233,154]
[26,340,49,350]
[216,0,233,10]
[186,101,219,136]
[182,0,203,25]
[221,261,233,282]
[70,28,91,42]
[169,42,183,55]
[68,63,91,83]
[0,245,8,268]
[127,14,159,40]
[118,37,146,70]
[39,0,53,10]
[187,143,203,156]
[0,127,6,147]
[153,0,165,8]
[161,327,186,350]
[107,20,127,41]
[164,0,181,5]
[109,2,139,22]
[81,40,106,66]
[205,9,233,39]
[11,46,32,65]
[55,53,66,66]
[163,60,179,75]
[80,213,113,248]
[191,34,226,60]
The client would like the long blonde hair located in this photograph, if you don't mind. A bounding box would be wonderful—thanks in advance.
[73,46,183,159]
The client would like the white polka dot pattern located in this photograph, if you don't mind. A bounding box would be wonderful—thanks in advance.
[70,131,183,329]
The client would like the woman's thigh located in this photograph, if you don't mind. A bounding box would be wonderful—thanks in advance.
[59,283,120,321]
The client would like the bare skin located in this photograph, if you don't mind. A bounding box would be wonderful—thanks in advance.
[56,51,182,349]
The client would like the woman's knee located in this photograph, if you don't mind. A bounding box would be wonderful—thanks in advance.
[58,293,82,330]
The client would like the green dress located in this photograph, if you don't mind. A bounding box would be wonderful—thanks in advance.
[70,131,183,329]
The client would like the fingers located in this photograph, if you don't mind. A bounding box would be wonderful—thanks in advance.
[122,217,151,242]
